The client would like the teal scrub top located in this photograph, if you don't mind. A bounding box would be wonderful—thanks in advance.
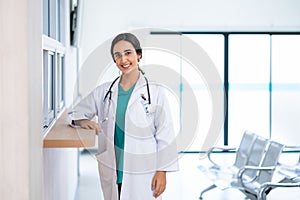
[114,83,136,184]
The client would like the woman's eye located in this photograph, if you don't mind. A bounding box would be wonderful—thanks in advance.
[114,53,121,59]
[125,51,131,56]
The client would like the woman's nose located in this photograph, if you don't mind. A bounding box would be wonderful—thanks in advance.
[120,54,128,62]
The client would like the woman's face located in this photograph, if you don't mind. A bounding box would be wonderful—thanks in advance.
[112,40,141,75]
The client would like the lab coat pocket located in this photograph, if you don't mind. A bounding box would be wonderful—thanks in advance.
[126,102,155,138]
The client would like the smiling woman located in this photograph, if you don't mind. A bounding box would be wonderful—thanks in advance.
[111,33,143,77]
[69,32,179,200]
[113,40,140,78]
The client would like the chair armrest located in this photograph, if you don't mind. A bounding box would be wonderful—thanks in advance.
[206,147,236,167]
[261,181,300,188]
[258,181,300,200]
[283,145,300,150]
[238,166,276,188]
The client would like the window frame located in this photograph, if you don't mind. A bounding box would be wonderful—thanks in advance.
[151,31,300,149]
[42,0,66,133]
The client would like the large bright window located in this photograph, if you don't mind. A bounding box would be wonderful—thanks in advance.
[183,35,224,150]
[143,34,224,151]
[271,35,300,146]
[149,32,300,150]
[228,35,270,147]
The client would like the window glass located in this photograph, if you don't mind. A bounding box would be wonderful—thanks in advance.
[57,0,61,41]
[48,53,54,112]
[56,54,65,111]
[42,0,66,132]
[271,35,300,146]
[228,35,270,147]
[183,35,224,150]
[144,34,224,151]
[143,34,182,150]
[43,0,49,35]
[43,51,55,129]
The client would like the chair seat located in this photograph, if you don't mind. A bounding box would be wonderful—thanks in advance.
[278,164,300,179]
[199,165,241,189]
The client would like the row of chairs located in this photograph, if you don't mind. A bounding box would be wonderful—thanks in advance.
[198,131,300,200]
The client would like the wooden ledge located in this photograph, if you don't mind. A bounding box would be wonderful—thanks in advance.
[43,109,96,148]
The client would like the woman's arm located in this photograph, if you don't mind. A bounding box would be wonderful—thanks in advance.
[154,86,179,172]
[73,119,101,134]
[68,89,100,133]
[151,86,179,197]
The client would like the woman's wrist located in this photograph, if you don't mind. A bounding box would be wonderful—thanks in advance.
[73,119,88,126]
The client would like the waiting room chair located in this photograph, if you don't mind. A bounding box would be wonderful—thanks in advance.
[257,147,300,200]
[237,141,284,200]
[198,131,268,199]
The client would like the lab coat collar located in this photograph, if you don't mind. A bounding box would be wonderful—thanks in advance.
[128,73,148,108]
[110,72,146,107]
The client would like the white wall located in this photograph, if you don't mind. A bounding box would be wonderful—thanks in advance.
[79,0,300,65]
[43,149,78,200]
[0,0,43,199]
[0,0,89,199]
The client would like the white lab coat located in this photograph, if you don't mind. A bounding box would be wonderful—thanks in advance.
[69,74,179,200]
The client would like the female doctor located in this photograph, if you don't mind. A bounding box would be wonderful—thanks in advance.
[69,33,179,200]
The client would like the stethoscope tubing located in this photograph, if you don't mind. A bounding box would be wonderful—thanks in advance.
[103,76,120,103]
[103,75,151,105]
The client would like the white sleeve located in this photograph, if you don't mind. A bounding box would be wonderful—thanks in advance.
[154,86,179,172]
[67,90,98,126]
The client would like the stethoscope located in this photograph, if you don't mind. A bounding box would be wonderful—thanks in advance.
[102,75,151,122]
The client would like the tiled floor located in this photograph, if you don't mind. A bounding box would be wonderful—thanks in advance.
[75,150,103,200]
[75,150,300,200]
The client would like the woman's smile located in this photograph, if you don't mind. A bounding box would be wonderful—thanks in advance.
[121,63,131,68]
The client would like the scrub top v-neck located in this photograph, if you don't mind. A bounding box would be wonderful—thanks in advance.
[114,83,136,184]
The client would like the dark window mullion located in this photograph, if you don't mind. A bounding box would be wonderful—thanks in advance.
[224,33,229,146]
[269,34,273,139]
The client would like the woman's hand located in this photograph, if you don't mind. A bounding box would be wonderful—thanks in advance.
[151,171,166,198]
[73,119,101,134]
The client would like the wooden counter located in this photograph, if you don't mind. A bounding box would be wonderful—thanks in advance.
[43,110,96,148]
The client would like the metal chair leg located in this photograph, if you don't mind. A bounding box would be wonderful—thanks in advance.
[199,184,217,199]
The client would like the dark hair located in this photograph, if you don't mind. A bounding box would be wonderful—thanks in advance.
[110,33,143,62]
